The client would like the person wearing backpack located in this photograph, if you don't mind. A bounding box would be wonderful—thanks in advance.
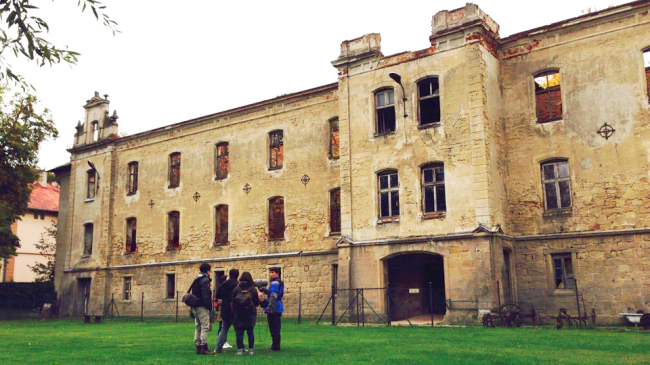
[190,263,213,355]
[264,267,284,351]
[214,268,239,353]
[231,271,261,355]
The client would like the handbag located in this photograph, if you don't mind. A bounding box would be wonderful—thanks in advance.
[182,277,201,308]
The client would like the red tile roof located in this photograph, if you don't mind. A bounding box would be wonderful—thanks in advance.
[28,182,60,213]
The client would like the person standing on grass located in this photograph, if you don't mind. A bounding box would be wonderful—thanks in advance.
[215,268,239,353]
[264,267,284,351]
[231,271,261,355]
[191,263,213,355]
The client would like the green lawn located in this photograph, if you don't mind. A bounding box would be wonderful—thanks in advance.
[0,319,648,364]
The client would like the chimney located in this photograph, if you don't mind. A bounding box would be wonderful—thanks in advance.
[39,171,48,187]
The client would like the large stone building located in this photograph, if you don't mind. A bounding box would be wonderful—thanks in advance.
[55,1,650,323]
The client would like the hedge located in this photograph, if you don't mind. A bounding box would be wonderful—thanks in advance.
[0,282,56,310]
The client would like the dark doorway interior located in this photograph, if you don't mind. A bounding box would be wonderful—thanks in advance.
[502,249,513,304]
[386,253,445,321]
[76,278,91,316]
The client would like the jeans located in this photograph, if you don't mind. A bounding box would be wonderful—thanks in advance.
[235,327,254,350]
[192,307,210,347]
[267,312,282,350]
[216,318,232,350]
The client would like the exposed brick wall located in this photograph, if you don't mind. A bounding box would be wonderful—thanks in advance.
[4,257,15,282]
[645,67,650,100]
[536,88,562,122]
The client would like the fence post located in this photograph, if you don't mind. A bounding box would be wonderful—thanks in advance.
[331,285,336,326]
[386,284,391,327]
[356,289,360,327]
[141,292,144,323]
[361,289,365,327]
[298,286,302,324]
[176,291,179,323]
[111,293,114,322]
[574,279,581,329]
[429,282,434,327]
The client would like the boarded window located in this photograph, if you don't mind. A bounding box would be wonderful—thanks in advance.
[330,188,341,233]
[215,205,229,246]
[168,152,181,188]
[541,159,572,210]
[166,274,176,299]
[125,217,137,253]
[167,211,180,249]
[86,170,96,200]
[329,118,339,159]
[123,277,132,300]
[421,163,446,214]
[127,161,138,195]
[375,89,396,135]
[644,50,650,101]
[83,223,93,256]
[534,70,562,123]
[269,130,283,170]
[378,170,399,218]
[215,142,229,179]
[418,77,441,126]
[552,253,575,289]
[268,196,285,240]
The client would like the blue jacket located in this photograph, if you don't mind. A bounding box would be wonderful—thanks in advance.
[264,280,284,314]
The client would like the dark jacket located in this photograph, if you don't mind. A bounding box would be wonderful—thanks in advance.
[216,277,238,321]
[190,274,212,310]
[232,280,260,329]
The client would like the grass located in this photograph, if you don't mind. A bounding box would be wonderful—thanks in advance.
[0,318,648,364]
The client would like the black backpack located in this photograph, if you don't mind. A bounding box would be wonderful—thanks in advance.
[233,288,254,313]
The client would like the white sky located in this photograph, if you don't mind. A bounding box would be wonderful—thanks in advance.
[7,0,627,170]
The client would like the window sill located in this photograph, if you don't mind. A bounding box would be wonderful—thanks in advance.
[167,185,179,189]
[268,238,285,243]
[126,192,136,196]
[124,251,138,256]
[166,247,181,252]
[268,167,283,171]
[214,176,228,181]
[373,132,396,138]
[84,198,95,203]
[378,217,399,224]
[549,288,575,297]
[329,156,340,161]
[329,232,341,237]
[422,212,446,220]
[536,117,563,124]
[543,208,572,218]
[163,298,176,302]
[81,254,91,259]
[417,122,440,130]
[213,242,229,248]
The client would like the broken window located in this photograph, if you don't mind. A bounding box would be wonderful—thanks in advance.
[92,121,99,142]
[168,152,181,188]
[421,163,446,214]
[86,169,96,200]
[541,159,572,210]
[329,117,339,159]
[167,211,180,250]
[378,170,399,218]
[330,188,341,234]
[552,253,575,289]
[418,77,441,126]
[166,273,176,299]
[269,130,283,170]
[83,223,93,256]
[123,277,132,300]
[534,70,562,123]
[127,161,138,195]
[644,50,650,101]
[375,88,396,135]
[215,205,229,246]
[268,196,285,240]
[215,142,229,179]
[125,217,137,253]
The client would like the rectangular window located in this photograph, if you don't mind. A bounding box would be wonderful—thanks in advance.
[375,89,396,135]
[40,213,44,220]
[421,163,446,214]
[86,170,96,200]
[215,142,229,179]
[83,223,93,256]
[378,170,399,218]
[268,196,285,240]
[418,77,441,126]
[541,160,572,210]
[644,50,650,101]
[330,188,341,234]
[169,152,181,188]
[92,121,99,142]
[127,162,138,195]
[125,217,137,253]
[167,211,180,250]
[329,118,339,159]
[534,71,562,123]
[123,277,132,300]
[215,205,229,246]
[166,274,175,299]
[269,130,284,170]
[552,253,575,289]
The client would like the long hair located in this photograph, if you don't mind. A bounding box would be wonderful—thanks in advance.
[239,271,253,284]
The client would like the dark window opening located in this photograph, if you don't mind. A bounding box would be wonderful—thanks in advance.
[127,162,138,195]
[40,213,44,220]
[83,223,93,256]
[375,89,396,135]
[552,253,575,289]
[167,211,180,250]
[126,217,137,253]
[268,196,285,240]
[86,170,96,200]
[329,118,340,159]
[166,274,176,299]
[330,188,341,234]
[418,78,441,126]
[269,130,284,170]
[534,70,562,123]
[169,152,181,188]
[215,205,229,246]
[378,170,399,218]
[541,159,572,210]
[215,142,229,179]
[644,50,650,101]
[123,277,132,300]
[421,163,446,214]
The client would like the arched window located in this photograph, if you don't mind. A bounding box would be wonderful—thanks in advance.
[534,70,562,123]
[269,130,284,170]
[541,159,571,210]
[417,77,441,126]
[127,162,138,195]
[167,211,180,250]
[215,205,229,246]
[168,152,181,188]
[215,142,229,179]
[86,169,96,200]
[91,121,99,142]
[125,217,137,253]
[375,88,395,135]
[268,196,285,240]
[421,163,446,214]
[378,170,399,218]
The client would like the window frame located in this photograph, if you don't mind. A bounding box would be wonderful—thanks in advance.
[214,204,229,246]
[417,77,441,127]
[541,159,572,213]
[91,121,99,142]
[83,223,93,257]
[168,152,181,189]
[643,48,650,102]
[215,142,229,180]
[268,130,284,170]
[167,211,181,250]
[86,169,96,200]
[268,196,285,241]
[329,187,341,234]
[421,162,446,217]
[127,161,138,195]
[374,88,396,136]
[166,273,176,299]
[377,169,400,220]
[329,117,340,160]
[534,70,563,123]
[123,276,132,301]
[125,217,137,254]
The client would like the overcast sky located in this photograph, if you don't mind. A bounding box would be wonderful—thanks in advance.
[8,0,628,170]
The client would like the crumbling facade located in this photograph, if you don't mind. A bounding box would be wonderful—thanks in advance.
[55,1,650,323]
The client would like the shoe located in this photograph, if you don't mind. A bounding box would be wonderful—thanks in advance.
[236,349,244,356]
[248,349,254,355]
[199,344,212,355]
[214,348,223,354]
[196,345,202,354]
[223,342,233,349]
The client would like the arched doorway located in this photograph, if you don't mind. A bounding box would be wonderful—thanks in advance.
[385,252,446,321]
